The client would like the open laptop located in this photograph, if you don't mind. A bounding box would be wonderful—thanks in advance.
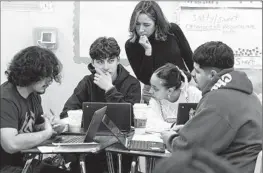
[176,103,198,125]
[102,114,165,153]
[51,106,115,146]
[82,102,132,135]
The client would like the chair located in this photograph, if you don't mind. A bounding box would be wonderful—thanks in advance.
[254,150,262,173]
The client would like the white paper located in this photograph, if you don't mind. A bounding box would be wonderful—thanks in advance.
[37,146,57,153]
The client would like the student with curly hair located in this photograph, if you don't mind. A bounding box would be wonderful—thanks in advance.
[0,46,70,173]
[125,1,193,103]
[60,37,140,173]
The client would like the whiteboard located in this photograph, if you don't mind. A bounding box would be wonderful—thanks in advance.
[179,5,262,69]
[79,1,179,60]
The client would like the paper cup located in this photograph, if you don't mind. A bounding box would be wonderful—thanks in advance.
[67,110,83,132]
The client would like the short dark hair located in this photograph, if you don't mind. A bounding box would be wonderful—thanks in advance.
[193,41,234,69]
[154,63,192,89]
[89,37,120,60]
[5,46,62,87]
[129,1,171,42]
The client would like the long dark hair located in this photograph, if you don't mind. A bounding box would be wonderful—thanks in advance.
[128,1,171,42]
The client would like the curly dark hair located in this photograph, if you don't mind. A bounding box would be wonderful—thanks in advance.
[129,1,171,42]
[154,63,192,89]
[193,41,234,69]
[5,46,62,87]
[89,37,120,60]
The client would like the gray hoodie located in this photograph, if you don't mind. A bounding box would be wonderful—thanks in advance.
[164,68,262,173]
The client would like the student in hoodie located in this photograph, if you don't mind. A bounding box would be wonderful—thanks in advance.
[60,37,141,118]
[60,37,140,173]
[125,1,193,104]
[153,145,239,173]
[161,41,262,173]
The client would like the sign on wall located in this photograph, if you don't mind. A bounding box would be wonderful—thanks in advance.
[178,1,262,69]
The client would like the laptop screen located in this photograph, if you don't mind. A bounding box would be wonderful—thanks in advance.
[82,102,132,133]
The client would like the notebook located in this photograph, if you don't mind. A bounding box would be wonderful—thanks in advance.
[52,106,109,146]
[176,103,198,125]
[82,102,132,134]
[102,114,165,153]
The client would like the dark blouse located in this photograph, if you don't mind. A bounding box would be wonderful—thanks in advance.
[125,23,193,85]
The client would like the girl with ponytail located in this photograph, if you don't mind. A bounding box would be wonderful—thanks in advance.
[146,63,201,132]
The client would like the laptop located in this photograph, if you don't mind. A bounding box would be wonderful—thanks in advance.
[176,103,198,125]
[82,102,132,134]
[102,114,165,153]
[51,106,116,146]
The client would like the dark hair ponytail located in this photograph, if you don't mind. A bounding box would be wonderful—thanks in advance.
[154,63,191,89]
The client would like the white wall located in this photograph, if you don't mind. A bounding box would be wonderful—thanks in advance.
[1,2,90,117]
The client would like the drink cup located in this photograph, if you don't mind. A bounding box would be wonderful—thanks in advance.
[133,103,148,128]
[67,110,83,133]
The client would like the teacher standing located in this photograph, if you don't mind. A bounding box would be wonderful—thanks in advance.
[125,1,193,103]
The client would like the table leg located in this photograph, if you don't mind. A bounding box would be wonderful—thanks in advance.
[146,157,156,173]
[106,152,115,173]
[117,153,122,173]
[79,154,86,173]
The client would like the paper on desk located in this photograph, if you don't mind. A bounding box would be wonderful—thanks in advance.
[132,133,163,143]
[55,145,99,153]
[38,146,57,153]
[37,145,99,153]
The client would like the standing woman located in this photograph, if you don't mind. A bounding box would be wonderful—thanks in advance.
[125,1,193,103]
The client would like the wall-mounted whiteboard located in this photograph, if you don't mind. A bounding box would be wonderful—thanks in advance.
[76,1,262,69]
[77,1,179,65]
[179,1,262,69]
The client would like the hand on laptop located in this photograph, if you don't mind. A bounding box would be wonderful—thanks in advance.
[160,130,178,146]
[94,68,114,92]
[171,124,184,132]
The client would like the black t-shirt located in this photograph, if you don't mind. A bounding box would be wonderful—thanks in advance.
[0,82,43,168]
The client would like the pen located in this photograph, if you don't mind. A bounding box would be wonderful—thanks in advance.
[49,109,55,123]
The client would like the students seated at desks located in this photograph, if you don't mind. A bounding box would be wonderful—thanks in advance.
[0,46,71,173]
[153,145,239,173]
[145,63,201,132]
[161,41,262,173]
[60,37,141,173]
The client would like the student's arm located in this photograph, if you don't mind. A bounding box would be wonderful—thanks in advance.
[60,76,90,118]
[1,126,53,154]
[125,40,154,85]
[165,105,236,153]
[105,80,141,105]
[0,100,53,154]
[171,23,193,72]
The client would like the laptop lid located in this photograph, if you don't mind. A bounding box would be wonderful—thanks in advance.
[84,106,108,142]
[101,114,127,147]
[176,103,198,125]
[83,102,131,133]
[52,106,107,145]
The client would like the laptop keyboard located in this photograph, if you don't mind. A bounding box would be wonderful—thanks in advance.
[56,135,85,143]
[127,140,165,153]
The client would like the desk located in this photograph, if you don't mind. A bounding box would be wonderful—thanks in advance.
[21,145,100,173]
[105,143,171,173]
